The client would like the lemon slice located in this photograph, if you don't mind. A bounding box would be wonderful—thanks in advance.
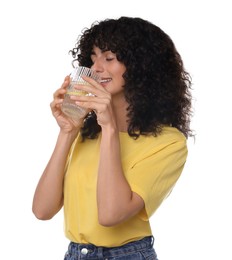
[66,90,88,96]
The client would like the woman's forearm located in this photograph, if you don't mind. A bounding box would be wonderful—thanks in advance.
[32,131,77,220]
[97,128,144,226]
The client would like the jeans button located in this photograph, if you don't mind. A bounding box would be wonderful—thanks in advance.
[81,248,88,255]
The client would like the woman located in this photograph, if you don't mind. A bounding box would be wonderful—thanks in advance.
[32,16,193,259]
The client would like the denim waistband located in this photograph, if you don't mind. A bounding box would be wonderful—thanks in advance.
[66,236,154,259]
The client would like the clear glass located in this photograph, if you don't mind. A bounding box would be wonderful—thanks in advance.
[61,66,100,121]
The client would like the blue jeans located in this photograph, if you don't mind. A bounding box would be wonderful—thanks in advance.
[64,236,158,259]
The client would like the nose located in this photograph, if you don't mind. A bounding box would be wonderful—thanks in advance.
[91,58,104,74]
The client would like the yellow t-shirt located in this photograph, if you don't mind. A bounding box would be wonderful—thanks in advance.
[63,127,187,247]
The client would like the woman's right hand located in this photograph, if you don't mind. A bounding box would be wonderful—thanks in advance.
[50,75,84,133]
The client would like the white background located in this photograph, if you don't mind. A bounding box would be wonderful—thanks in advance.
[0,0,231,259]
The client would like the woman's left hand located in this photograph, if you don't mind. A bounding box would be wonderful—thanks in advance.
[71,76,117,129]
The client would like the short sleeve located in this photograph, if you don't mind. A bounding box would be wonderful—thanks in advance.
[127,138,188,220]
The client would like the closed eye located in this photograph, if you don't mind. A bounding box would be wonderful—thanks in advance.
[106,58,114,61]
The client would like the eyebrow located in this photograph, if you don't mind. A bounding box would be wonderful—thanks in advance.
[90,49,111,55]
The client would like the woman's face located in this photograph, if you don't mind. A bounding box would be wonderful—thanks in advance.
[90,46,126,96]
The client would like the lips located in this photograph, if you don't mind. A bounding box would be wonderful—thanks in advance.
[100,78,112,83]
[100,78,112,87]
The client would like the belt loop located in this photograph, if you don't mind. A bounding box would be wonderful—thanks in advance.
[97,246,103,258]
[151,236,155,246]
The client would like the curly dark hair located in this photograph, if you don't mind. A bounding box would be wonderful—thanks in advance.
[69,16,193,139]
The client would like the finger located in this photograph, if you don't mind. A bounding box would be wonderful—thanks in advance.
[81,75,103,90]
[75,101,108,113]
[73,83,109,99]
[53,77,70,98]
[71,93,111,106]
[52,87,67,112]
[80,75,109,96]
[54,76,70,98]
[53,88,66,99]
[74,95,111,112]
[50,97,63,110]
[61,76,70,89]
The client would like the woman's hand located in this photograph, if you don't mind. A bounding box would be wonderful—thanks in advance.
[50,76,85,133]
[71,76,117,130]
